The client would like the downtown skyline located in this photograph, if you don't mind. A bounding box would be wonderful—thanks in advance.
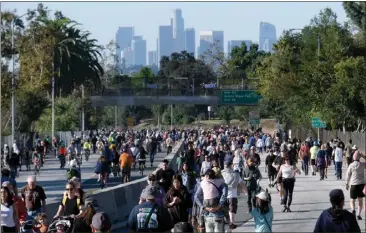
[116,8,278,67]
[2,2,348,52]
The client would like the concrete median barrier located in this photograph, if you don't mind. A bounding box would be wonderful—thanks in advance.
[50,140,184,225]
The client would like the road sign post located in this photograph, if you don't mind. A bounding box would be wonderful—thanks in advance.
[312,117,326,141]
[249,110,260,127]
[220,90,261,105]
[208,106,211,121]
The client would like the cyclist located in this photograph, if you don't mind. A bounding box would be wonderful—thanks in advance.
[54,181,83,218]
[32,148,41,175]
[82,140,91,161]
[119,145,133,184]
[59,142,67,169]
[136,145,147,175]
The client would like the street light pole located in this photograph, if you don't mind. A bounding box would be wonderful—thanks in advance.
[11,19,16,146]
[52,50,55,139]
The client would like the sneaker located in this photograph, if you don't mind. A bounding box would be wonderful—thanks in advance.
[286,207,292,212]
[357,215,362,220]
[229,223,237,229]
[282,206,287,212]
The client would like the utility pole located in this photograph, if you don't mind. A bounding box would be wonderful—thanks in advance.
[11,19,16,145]
[81,85,85,132]
[51,50,55,139]
[317,35,321,141]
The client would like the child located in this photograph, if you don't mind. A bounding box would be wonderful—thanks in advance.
[34,213,48,233]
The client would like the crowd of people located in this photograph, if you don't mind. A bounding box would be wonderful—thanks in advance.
[1,126,365,233]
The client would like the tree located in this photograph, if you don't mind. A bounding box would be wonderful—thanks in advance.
[343,2,366,36]
[217,106,235,124]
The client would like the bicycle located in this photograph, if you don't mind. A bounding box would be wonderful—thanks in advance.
[138,159,146,176]
[34,158,41,176]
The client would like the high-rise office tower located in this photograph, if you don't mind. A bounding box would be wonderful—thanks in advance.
[171,9,185,53]
[199,30,224,57]
[148,51,158,66]
[131,36,146,66]
[121,47,134,68]
[116,27,135,67]
[158,25,173,60]
[184,28,195,55]
[228,40,252,54]
[259,22,276,53]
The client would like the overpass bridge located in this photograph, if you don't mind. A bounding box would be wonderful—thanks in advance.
[91,87,261,106]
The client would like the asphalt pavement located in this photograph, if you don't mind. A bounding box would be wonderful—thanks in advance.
[16,148,168,207]
[233,153,366,232]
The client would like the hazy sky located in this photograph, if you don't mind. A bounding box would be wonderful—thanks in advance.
[2,1,348,52]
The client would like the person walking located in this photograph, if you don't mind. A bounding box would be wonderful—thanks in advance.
[194,169,228,233]
[310,142,320,176]
[128,186,173,232]
[164,175,193,224]
[222,160,246,229]
[344,139,353,167]
[243,158,262,213]
[345,151,366,220]
[333,143,343,180]
[251,190,273,233]
[275,157,301,212]
[20,176,47,220]
[314,189,360,232]
[1,186,20,233]
[265,149,277,187]
[316,144,328,180]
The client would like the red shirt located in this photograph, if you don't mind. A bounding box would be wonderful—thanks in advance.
[14,195,27,221]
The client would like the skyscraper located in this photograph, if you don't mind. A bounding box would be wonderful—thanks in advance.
[199,31,224,57]
[228,40,252,54]
[259,22,277,53]
[158,25,173,60]
[116,27,134,67]
[148,51,158,66]
[171,9,185,53]
[121,47,134,68]
[184,28,195,55]
[131,36,147,66]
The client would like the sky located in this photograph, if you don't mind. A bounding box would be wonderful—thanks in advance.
[1,1,348,53]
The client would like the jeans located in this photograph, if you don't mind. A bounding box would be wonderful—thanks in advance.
[335,162,342,179]
[247,188,257,211]
[303,159,309,175]
[204,215,225,233]
[318,166,325,179]
[27,208,41,221]
[149,151,156,164]
[283,178,295,207]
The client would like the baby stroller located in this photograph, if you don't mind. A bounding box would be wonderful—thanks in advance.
[47,216,74,233]
[20,220,34,233]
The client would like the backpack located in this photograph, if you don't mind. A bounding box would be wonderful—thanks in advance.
[136,204,159,232]
[62,194,81,209]
[67,168,80,180]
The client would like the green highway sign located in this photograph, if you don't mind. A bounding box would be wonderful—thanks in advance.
[220,90,261,105]
[249,119,260,125]
[312,117,326,128]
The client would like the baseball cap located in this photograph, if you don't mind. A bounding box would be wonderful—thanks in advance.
[141,185,158,200]
[91,212,111,231]
[224,160,232,166]
[83,198,100,211]
[329,189,344,204]
[256,191,269,201]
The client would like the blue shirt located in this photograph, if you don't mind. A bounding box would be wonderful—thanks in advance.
[1,176,17,188]
[251,207,273,232]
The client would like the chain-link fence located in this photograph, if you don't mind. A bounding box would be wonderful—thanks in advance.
[291,127,366,153]
[1,131,89,151]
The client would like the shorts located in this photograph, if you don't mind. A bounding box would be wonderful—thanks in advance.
[311,159,316,166]
[121,167,131,175]
[350,184,366,199]
[227,198,238,214]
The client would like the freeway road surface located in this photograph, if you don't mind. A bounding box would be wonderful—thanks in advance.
[15,148,168,209]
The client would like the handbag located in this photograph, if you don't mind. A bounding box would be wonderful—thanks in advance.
[137,204,158,232]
